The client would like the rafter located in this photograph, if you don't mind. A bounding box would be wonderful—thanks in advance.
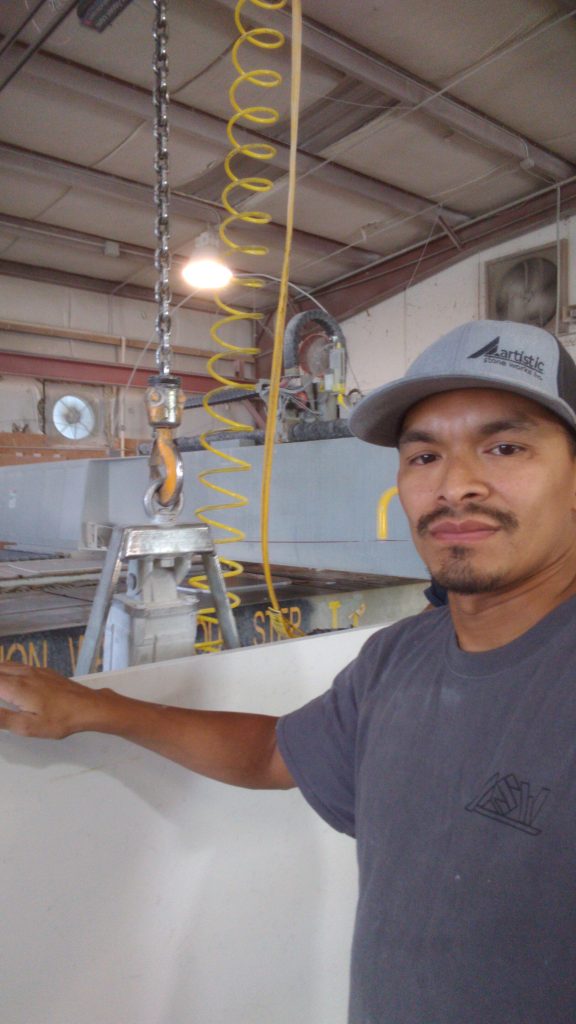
[214,0,576,184]
[0,211,254,273]
[296,178,576,323]
[0,212,162,263]
[0,349,231,393]
[19,47,467,228]
[0,142,380,270]
[0,257,219,313]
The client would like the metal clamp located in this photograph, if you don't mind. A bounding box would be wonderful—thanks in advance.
[76,523,241,675]
[144,374,186,519]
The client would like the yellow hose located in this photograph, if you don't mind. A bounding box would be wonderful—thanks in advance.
[259,0,303,638]
[191,0,290,652]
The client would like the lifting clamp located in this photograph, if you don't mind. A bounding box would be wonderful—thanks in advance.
[144,373,185,520]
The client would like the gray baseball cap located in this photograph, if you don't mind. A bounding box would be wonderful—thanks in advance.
[349,319,576,447]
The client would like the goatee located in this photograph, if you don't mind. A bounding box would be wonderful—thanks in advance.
[417,503,519,595]
[433,546,507,595]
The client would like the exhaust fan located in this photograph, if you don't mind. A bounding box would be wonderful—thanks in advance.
[51,395,96,441]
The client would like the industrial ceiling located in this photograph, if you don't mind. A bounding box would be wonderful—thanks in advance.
[0,0,575,327]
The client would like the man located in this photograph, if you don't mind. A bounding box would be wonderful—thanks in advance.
[2,318,576,1023]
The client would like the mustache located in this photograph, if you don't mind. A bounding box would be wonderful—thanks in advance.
[416,503,519,537]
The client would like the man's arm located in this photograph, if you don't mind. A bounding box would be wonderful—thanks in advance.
[0,664,295,791]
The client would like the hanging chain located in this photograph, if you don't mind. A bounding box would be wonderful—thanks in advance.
[153,0,172,377]
[143,0,185,520]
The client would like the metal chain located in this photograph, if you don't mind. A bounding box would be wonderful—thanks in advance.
[142,0,186,522]
[152,0,172,377]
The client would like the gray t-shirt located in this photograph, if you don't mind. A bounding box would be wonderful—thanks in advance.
[277,595,576,1024]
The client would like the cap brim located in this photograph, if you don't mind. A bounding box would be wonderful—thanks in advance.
[349,374,576,447]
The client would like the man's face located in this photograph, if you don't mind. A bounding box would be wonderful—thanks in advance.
[396,388,576,595]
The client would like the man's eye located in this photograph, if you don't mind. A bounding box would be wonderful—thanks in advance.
[490,443,523,456]
[409,452,438,465]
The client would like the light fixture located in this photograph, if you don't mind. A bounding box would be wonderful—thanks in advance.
[181,230,233,291]
[77,0,136,32]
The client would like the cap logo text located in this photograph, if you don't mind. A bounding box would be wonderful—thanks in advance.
[468,336,545,379]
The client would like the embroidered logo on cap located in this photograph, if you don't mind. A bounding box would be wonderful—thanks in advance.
[468,336,545,380]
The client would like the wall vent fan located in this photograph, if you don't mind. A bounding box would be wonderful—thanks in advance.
[51,395,96,441]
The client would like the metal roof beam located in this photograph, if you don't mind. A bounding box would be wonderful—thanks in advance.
[214,0,575,183]
[0,211,256,274]
[0,349,228,393]
[297,178,576,322]
[21,49,467,228]
[0,0,77,94]
[0,140,221,220]
[0,212,159,262]
[0,142,379,269]
[0,256,288,316]
[0,257,220,314]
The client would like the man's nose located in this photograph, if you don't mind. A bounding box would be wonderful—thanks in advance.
[435,453,490,505]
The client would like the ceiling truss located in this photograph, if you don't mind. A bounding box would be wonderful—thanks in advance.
[216,0,576,183]
[0,0,573,340]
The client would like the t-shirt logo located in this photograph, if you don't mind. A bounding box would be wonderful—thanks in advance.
[466,772,550,836]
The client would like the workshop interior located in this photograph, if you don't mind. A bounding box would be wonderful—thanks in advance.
[1,1,576,1022]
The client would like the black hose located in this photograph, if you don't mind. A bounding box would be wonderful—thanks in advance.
[283,310,347,374]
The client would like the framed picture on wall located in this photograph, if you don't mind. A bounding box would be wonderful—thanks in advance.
[484,241,567,333]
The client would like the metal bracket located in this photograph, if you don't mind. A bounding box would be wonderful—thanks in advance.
[76,522,240,675]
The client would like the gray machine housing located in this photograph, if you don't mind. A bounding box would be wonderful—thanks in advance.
[0,437,427,581]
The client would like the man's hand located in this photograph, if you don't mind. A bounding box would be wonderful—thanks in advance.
[0,662,294,789]
[0,663,107,739]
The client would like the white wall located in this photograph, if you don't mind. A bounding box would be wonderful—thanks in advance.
[0,276,256,440]
[0,275,255,353]
[344,214,576,390]
[0,627,375,1024]
[0,376,42,432]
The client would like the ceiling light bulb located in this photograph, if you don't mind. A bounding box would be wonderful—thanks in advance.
[182,256,233,290]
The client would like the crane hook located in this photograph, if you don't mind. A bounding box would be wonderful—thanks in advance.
[144,374,186,520]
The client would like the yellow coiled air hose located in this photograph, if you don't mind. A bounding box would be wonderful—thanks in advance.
[192,0,301,651]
